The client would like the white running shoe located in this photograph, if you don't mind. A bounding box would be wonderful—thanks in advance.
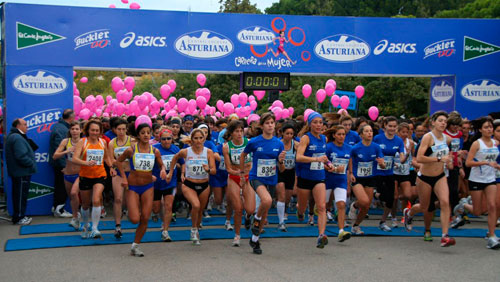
[379,222,392,232]
[487,236,500,249]
[277,222,287,232]
[16,216,32,225]
[308,215,314,226]
[232,235,241,247]
[348,202,358,220]
[194,230,201,246]
[69,218,80,230]
[131,244,144,257]
[391,218,398,228]
[326,211,334,222]
[224,221,234,231]
[89,229,102,239]
[80,223,90,239]
[203,210,211,218]
[161,230,172,242]
[351,225,364,235]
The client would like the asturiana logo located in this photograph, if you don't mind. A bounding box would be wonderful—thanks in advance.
[314,34,370,62]
[423,39,455,59]
[237,26,275,46]
[74,29,110,50]
[461,80,500,102]
[174,30,233,59]
[13,70,67,95]
[22,108,62,132]
[432,81,454,103]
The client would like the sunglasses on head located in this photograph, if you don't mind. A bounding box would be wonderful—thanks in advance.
[161,137,172,141]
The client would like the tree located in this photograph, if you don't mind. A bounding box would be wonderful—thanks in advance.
[219,0,262,13]
[435,0,500,18]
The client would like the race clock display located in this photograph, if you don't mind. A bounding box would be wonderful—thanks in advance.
[240,72,290,91]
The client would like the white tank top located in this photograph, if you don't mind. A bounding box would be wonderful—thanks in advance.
[185,147,209,180]
[469,139,499,183]
[429,131,449,158]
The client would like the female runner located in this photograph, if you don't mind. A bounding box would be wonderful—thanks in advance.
[240,113,285,254]
[404,111,456,247]
[277,123,298,231]
[270,30,296,65]
[116,118,167,256]
[166,129,216,245]
[53,121,82,230]
[296,111,332,248]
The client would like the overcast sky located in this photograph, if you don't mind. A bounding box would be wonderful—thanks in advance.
[4,0,278,12]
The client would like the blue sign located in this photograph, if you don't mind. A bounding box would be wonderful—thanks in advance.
[334,90,357,111]
[429,76,455,114]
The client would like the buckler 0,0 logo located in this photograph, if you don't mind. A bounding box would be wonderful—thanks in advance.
[22,108,62,133]
[74,29,111,50]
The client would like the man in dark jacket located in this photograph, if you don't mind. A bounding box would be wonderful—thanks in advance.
[5,118,38,225]
[48,109,74,217]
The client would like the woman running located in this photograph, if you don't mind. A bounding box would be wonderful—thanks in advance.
[373,116,406,232]
[72,120,114,239]
[325,125,352,242]
[296,111,332,248]
[53,121,82,230]
[152,128,183,242]
[116,118,167,256]
[240,113,285,254]
[277,123,298,231]
[453,117,500,249]
[223,120,255,246]
[270,30,296,65]
[404,111,456,247]
[348,124,385,235]
[166,129,216,245]
[108,118,133,238]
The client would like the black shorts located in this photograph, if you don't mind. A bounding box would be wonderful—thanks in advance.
[394,174,411,184]
[352,177,376,188]
[409,170,417,186]
[249,179,275,191]
[297,177,324,190]
[183,179,209,195]
[154,188,175,201]
[469,180,496,191]
[79,177,106,191]
[278,169,296,190]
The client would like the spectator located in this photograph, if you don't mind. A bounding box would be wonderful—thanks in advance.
[49,109,75,217]
[5,118,38,225]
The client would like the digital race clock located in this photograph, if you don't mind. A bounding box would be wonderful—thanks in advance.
[240,72,290,91]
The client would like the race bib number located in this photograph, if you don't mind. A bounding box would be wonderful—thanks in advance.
[161,155,174,171]
[284,154,295,169]
[134,153,155,172]
[86,149,104,165]
[230,148,243,165]
[450,139,460,152]
[431,144,449,158]
[310,153,325,170]
[114,147,127,159]
[257,159,276,177]
[219,156,226,171]
[67,151,74,161]
[188,159,208,177]
[483,148,499,163]
[377,156,393,171]
[332,158,348,174]
[357,161,373,177]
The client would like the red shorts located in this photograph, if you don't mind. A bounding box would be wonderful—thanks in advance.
[277,46,285,54]
[229,174,249,187]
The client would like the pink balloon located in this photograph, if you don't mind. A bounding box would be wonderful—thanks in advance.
[79,109,91,120]
[325,83,336,96]
[201,88,211,101]
[150,101,161,114]
[253,90,265,101]
[124,77,135,92]
[95,108,103,117]
[95,95,105,107]
[302,84,312,98]
[168,97,177,108]
[271,107,282,120]
[304,109,313,122]
[160,84,171,100]
[167,80,177,93]
[368,106,379,121]
[223,103,234,116]
[73,71,77,77]
[73,89,80,97]
[316,89,326,103]
[135,115,152,129]
[106,95,112,104]
[128,101,138,115]
[177,98,188,112]
[230,94,239,107]
[215,112,222,118]
[102,112,110,117]
[124,91,133,104]
[129,2,140,9]
[115,89,124,103]
[137,95,149,110]
[340,96,350,110]
[326,79,336,88]
[196,73,206,86]
[80,77,88,84]
[249,95,256,102]
[121,0,129,3]
[248,114,260,124]
[111,77,124,93]
[188,99,197,112]
[281,109,290,119]
[85,95,96,109]
[216,100,224,112]
[271,100,284,109]
[288,107,294,117]
[249,100,258,111]
[109,4,116,8]
[355,85,365,99]
[238,92,248,106]
[73,97,82,113]
[114,103,125,116]
[338,109,348,115]
[196,96,207,109]
[331,95,340,108]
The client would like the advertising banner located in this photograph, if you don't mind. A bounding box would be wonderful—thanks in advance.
[334,90,357,111]
[429,76,455,114]
[3,65,73,215]
[455,74,500,120]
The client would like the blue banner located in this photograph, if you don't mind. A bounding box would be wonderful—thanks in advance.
[429,76,455,114]
[334,90,357,111]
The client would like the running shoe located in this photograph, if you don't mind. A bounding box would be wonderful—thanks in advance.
[423,231,433,242]
[316,234,328,249]
[217,205,227,214]
[89,229,102,239]
[296,210,305,222]
[308,214,315,226]
[348,202,358,221]
[203,210,211,218]
[251,218,261,236]
[69,218,80,230]
[16,216,32,225]
[152,213,159,222]
[193,230,201,246]
[249,239,262,255]
[378,222,392,232]
[453,198,467,216]
[187,213,191,220]
[338,230,351,242]
[244,214,252,230]
[232,235,240,247]
[80,223,90,239]
[114,226,122,239]
[440,235,456,247]
[403,208,413,232]
[190,228,197,242]
[277,222,287,232]
[131,244,144,257]
[450,215,465,229]
[224,221,234,231]
[326,211,334,222]
[487,236,500,249]
[391,218,398,228]
[161,230,172,242]
[100,207,106,218]
[351,225,364,235]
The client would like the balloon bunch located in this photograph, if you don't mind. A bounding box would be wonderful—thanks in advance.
[108,0,140,9]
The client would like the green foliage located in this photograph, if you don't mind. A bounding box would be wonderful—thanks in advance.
[435,0,500,18]
[218,0,262,13]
